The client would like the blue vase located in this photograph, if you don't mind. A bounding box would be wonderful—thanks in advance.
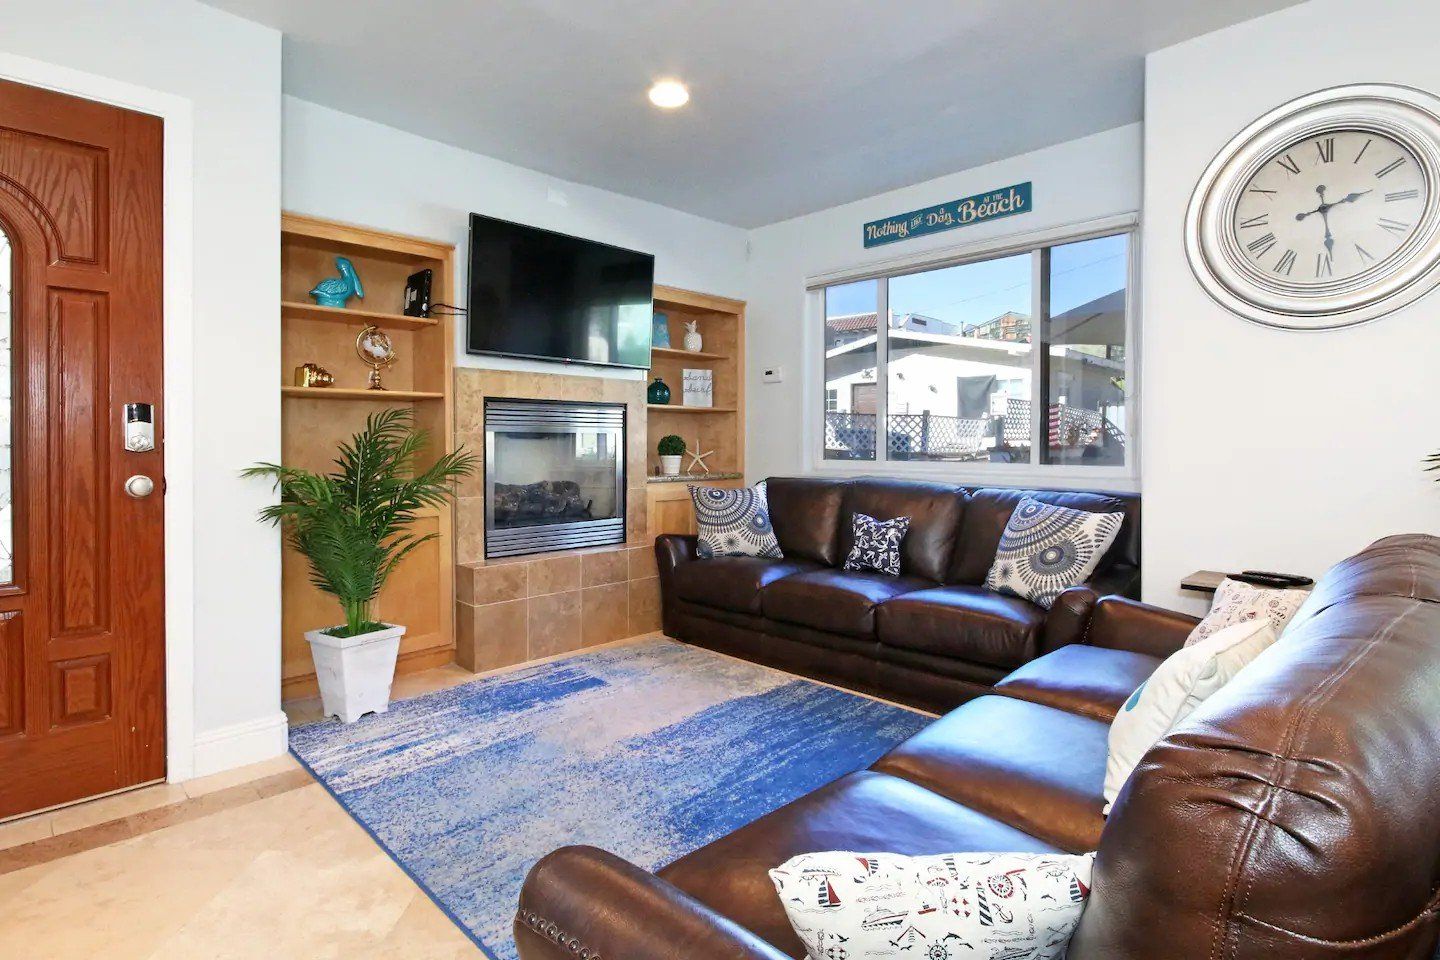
[647,377,671,405]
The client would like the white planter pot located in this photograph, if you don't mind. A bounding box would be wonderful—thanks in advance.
[305,622,406,723]
[660,454,682,476]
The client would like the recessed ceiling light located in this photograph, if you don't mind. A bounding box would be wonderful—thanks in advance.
[648,79,689,109]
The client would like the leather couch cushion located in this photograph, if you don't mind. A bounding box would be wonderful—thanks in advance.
[659,770,1060,959]
[877,585,1045,670]
[949,487,1138,585]
[995,644,1161,721]
[840,478,965,582]
[764,476,846,565]
[872,696,1110,852]
[761,568,934,637]
[672,557,820,614]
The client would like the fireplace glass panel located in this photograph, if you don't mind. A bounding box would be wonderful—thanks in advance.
[484,400,626,557]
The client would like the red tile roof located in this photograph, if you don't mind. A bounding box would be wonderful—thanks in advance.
[826,312,878,332]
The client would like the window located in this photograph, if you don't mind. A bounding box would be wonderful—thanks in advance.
[823,279,879,460]
[819,227,1134,474]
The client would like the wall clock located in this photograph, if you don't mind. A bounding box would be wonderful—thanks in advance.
[1186,83,1440,330]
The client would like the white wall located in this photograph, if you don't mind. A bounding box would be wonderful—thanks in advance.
[281,96,749,379]
[1141,0,1440,612]
[745,124,1143,482]
[0,0,284,775]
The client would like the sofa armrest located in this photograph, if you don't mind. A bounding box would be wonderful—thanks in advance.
[655,535,698,635]
[1039,586,1100,655]
[1087,562,1141,599]
[1083,596,1199,659]
[655,533,699,575]
[515,846,791,960]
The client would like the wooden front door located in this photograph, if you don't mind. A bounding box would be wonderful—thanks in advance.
[0,79,166,819]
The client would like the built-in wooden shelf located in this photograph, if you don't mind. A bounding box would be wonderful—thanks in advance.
[282,386,446,401]
[281,300,439,330]
[645,285,746,540]
[279,212,457,702]
[647,404,737,414]
[651,346,727,362]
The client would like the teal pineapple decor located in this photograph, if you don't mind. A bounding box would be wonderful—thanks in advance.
[309,256,365,308]
[647,376,671,405]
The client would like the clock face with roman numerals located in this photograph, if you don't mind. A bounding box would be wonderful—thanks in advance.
[1187,84,1440,329]
[1232,131,1426,285]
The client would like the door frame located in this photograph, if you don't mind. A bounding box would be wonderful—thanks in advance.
[0,53,198,781]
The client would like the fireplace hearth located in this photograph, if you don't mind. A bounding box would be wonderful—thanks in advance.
[484,399,626,558]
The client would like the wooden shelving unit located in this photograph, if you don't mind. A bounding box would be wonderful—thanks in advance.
[279,212,457,701]
[645,285,747,537]
[281,300,441,331]
[651,346,727,362]
[282,386,446,402]
[646,403,737,414]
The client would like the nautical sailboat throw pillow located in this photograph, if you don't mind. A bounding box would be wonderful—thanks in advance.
[770,850,1095,960]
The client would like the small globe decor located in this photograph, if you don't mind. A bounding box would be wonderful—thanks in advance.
[356,325,397,390]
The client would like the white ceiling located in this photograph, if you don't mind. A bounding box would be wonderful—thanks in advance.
[201,0,1299,228]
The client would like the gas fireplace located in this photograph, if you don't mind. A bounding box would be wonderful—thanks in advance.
[483,399,626,558]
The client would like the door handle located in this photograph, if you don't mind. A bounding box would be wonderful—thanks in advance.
[124,475,155,499]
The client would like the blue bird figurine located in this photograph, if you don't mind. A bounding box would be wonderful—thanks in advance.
[309,256,365,308]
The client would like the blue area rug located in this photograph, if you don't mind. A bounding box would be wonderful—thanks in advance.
[289,638,930,959]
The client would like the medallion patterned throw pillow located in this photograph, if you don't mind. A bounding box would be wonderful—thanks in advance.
[689,482,783,559]
[770,850,1095,960]
[985,498,1124,609]
[1185,577,1308,646]
[842,513,910,577]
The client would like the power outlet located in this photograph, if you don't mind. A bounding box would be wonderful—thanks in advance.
[762,367,784,383]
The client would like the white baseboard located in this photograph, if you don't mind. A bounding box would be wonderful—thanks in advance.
[186,712,290,779]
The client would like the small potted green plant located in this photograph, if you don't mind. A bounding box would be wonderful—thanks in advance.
[244,408,476,723]
[657,434,686,476]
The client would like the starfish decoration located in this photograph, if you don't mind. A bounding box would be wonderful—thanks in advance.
[684,434,716,475]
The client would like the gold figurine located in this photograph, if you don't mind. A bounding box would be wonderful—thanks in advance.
[294,362,335,388]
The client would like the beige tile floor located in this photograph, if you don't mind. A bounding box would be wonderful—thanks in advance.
[0,634,926,958]
[0,663,504,958]
[0,640,666,959]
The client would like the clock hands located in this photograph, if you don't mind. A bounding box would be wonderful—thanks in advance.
[1296,186,1336,254]
[1293,185,1373,257]
[1295,186,1372,219]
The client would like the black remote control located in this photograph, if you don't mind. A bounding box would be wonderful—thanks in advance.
[1234,570,1313,588]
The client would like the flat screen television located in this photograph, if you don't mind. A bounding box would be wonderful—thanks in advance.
[466,214,654,369]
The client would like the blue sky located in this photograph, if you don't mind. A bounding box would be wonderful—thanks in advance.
[826,233,1128,331]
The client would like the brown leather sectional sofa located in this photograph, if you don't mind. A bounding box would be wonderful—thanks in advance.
[659,476,1142,712]
[515,533,1440,960]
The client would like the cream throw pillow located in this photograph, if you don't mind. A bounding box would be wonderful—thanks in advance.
[1186,577,1308,646]
[1104,618,1278,813]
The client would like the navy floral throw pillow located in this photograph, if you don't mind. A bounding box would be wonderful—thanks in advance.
[842,513,910,577]
[689,482,783,559]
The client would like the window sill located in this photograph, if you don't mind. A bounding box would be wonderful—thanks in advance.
[802,457,1139,494]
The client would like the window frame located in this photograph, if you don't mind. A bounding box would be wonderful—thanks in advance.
[806,213,1141,490]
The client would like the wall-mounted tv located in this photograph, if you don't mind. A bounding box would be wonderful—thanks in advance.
[466,214,654,369]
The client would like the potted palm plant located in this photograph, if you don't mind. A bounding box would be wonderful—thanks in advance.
[245,408,476,723]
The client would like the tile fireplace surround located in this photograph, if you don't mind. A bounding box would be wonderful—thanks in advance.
[454,369,654,672]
